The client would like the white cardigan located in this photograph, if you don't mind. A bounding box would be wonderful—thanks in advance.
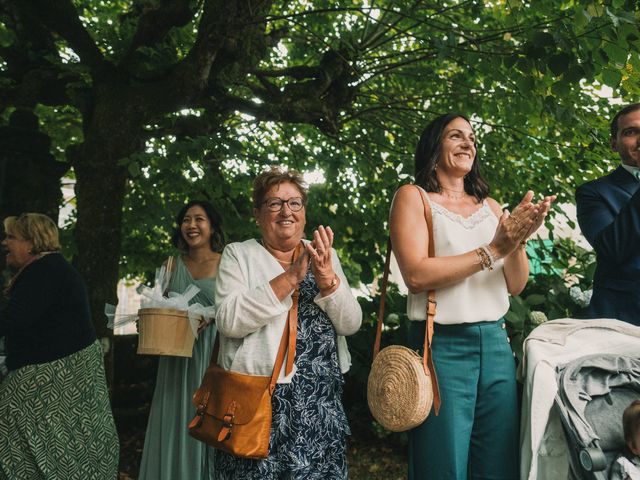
[214,238,362,383]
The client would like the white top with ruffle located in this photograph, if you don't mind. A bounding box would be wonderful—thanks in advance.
[407,190,510,324]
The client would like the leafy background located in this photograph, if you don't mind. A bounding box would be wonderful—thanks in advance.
[1,0,638,477]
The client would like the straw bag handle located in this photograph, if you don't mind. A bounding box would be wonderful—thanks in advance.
[162,256,176,297]
[373,185,441,415]
[210,243,303,394]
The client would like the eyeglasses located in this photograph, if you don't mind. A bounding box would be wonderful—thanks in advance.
[262,197,305,212]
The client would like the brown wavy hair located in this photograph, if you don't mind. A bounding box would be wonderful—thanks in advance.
[414,113,489,203]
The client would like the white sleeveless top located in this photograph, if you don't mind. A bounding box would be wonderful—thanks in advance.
[407,192,510,324]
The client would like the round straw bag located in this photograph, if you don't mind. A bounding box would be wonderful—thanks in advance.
[368,186,440,432]
[137,308,196,357]
[367,345,433,432]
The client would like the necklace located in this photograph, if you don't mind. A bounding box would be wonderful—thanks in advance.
[440,186,466,200]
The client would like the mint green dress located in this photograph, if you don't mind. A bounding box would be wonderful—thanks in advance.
[138,256,216,480]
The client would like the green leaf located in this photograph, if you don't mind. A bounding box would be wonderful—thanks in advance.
[359,261,373,284]
[601,68,623,88]
[573,7,590,28]
[0,28,14,48]
[525,294,546,306]
[548,53,572,76]
[551,81,571,97]
[127,161,141,178]
[533,31,555,47]
[564,65,585,83]
[505,311,524,330]
[603,43,629,65]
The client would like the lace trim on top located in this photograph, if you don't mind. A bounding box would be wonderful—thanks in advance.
[428,199,493,230]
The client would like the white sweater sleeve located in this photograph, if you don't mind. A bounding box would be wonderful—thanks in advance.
[214,243,291,338]
[314,249,362,336]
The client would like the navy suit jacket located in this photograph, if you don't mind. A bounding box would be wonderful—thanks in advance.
[576,166,640,325]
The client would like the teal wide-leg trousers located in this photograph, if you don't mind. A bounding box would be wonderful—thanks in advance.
[408,319,518,480]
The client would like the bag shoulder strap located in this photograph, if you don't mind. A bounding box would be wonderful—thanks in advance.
[209,243,302,394]
[209,289,297,395]
[373,184,441,415]
[414,186,441,415]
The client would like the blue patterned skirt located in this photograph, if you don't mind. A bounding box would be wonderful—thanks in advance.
[214,271,350,480]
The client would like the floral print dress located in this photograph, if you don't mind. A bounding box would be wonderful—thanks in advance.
[214,271,350,480]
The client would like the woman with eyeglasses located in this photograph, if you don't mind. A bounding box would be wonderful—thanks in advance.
[0,213,118,479]
[211,168,362,480]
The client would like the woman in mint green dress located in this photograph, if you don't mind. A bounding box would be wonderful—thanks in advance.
[138,200,225,480]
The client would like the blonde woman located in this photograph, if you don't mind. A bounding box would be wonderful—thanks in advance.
[0,213,118,479]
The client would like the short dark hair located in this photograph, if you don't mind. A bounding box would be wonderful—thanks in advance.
[623,399,640,449]
[252,168,308,210]
[414,113,489,202]
[610,103,640,139]
[171,200,225,253]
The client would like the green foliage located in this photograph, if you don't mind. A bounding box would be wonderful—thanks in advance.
[3,0,638,284]
[75,0,636,283]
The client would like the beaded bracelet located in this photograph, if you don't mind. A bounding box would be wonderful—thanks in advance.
[476,247,493,271]
[481,245,496,265]
[476,244,498,271]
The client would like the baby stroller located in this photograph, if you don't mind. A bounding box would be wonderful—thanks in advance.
[520,318,640,480]
[555,354,640,479]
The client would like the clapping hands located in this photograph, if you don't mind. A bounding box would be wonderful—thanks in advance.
[305,225,339,291]
[283,225,338,291]
[491,191,557,258]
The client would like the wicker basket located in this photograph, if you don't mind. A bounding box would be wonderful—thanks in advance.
[137,308,196,357]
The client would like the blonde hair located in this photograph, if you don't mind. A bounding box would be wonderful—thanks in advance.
[3,213,60,254]
[252,168,308,210]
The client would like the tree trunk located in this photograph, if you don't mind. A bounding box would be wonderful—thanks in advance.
[72,132,130,387]
[69,79,149,386]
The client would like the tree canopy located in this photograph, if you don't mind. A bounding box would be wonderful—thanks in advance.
[1,0,638,342]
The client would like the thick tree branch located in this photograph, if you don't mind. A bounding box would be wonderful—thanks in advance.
[119,0,197,69]
[142,113,226,140]
[252,65,322,80]
[119,0,273,120]
[0,68,75,109]
[12,0,109,74]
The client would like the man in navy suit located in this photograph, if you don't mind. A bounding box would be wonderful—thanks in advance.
[576,103,640,326]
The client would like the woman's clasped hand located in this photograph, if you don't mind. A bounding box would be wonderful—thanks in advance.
[489,190,557,259]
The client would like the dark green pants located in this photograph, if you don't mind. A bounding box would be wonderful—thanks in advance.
[408,319,518,480]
